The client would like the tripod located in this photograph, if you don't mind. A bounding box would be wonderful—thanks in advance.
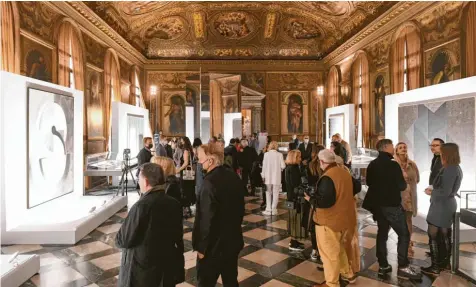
[117,155,138,196]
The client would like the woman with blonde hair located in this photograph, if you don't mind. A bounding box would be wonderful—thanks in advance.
[394,142,420,256]
[151,156,181,203]
[261,141,285,215]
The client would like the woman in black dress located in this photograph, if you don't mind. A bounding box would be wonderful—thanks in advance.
[422,143,463,275]
[176,137,196,218]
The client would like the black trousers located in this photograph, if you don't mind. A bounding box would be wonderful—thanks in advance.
[241,168,250,194]
[196,251,240,287]
[376,206,410,268]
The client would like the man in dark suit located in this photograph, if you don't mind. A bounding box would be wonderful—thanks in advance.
[193,144,245,287]
[363,139,421,281]
[224,138,239,172]
[238,139,258,195]
[298,135,312,165]
[116,163,184,287]
[289,134,300,150]
[136,137,153,189]
[157,135,173,159]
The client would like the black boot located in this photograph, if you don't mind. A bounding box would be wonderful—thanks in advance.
[440,236,452,270]
[422,241,440,275]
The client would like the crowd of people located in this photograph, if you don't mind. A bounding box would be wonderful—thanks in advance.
[116,133,462,287]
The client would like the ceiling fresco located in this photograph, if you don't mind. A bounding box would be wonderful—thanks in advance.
[85,1,396,60]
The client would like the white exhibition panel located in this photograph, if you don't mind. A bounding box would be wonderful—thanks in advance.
[111,101,151,186]
[386,76,476,242]
[325,104,355,149]
[186,106,194,141]
[200,111,210,143]
[224,113,242,144]
[0,71,127,244]
[1,254,40,287]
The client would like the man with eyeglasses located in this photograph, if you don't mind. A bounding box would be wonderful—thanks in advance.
[429,138,444,186]
[427,138,451,269]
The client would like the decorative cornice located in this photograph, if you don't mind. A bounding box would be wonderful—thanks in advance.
[323,1,436,67]
[47,2,146,66]
[145,60,324,72]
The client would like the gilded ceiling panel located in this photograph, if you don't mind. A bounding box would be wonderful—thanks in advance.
[85,1,396,60]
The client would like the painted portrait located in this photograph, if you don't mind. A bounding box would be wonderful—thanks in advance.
[26,50,51,82]
[162,92,185,135]
[87,71,103,138]
[374,74,386,135]
[431,50,455,85]
[287,94,304,133]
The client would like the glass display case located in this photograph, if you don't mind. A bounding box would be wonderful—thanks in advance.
[84,152,137,177]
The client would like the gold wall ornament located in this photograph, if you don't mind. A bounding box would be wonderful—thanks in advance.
[417,1,463,45]
[142,16,187,42]
[214,49,233,57]
[266,72,323,91]
[278,49,309,57]
[192,12,206,39]
[264,13,277,39]
[235,48,254,57]
[18,1,61,42]
[84,34,107,68]
[364,33,392,68]
[148,72,199,89]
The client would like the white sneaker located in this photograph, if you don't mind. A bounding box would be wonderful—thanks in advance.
[311,249,319,261]
[262,210,272,216]
[271,209,278,215]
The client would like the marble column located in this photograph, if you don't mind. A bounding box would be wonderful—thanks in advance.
[252,107,262,133]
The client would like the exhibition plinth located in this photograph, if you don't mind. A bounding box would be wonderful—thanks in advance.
[1,194,127,245]
[1,254,40,287]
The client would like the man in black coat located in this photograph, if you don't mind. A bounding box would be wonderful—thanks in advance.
[289,134,299,150]
[193,144,245,287]
[298,135,312,165]
[116,163,184,287]
[238,139,258,195]
[136,137,153,175]
[157,135,174,159]
[224,138,239,172]
[363,139,421,281]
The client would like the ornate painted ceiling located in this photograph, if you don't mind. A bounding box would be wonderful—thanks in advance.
[85,1,396,60]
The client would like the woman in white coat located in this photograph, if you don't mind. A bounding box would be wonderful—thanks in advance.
[261,141,286,215]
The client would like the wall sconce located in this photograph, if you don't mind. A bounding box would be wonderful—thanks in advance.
[150,85,157,96]
[317,85,324,96]
[340,85,349,98]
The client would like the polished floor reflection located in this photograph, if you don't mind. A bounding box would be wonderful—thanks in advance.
[2,193,475,287]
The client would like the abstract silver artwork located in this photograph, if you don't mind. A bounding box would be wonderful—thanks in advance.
[28,88,74,208]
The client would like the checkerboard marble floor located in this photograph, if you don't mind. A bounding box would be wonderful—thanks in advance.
[2,193,476,287]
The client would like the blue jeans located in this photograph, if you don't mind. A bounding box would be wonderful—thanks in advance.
[376,206,410,267]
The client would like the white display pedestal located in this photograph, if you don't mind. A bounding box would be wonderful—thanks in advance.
[1,195,127,245]
[1,255,40,287]
[325,104,355,149]
[0,72,127,245]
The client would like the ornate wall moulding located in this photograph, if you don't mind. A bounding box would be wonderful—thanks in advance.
[264,12,278,39]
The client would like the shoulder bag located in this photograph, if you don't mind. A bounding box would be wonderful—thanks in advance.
[183,151,195,181]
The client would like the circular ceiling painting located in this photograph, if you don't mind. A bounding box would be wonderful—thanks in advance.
[144,16,186,41]
[283,18,323,40]
[212,12,256,40]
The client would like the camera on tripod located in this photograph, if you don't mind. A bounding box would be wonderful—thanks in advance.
[123,148,131,161]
